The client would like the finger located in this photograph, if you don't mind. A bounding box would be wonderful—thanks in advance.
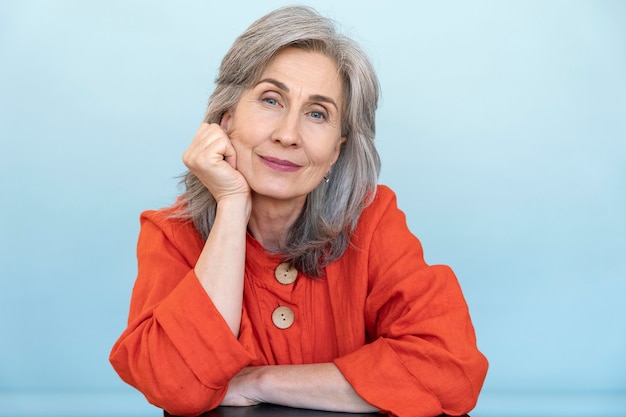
[183,124,230,168]
[223,144,237,171]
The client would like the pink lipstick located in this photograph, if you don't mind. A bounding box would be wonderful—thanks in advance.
[260,156,302,172]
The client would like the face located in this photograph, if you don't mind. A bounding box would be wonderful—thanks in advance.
[220,47,346,206]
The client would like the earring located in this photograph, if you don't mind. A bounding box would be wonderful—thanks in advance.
[324,175,330,184]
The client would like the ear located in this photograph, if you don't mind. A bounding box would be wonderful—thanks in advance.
[220,109,233,131]
[331,136,347,165]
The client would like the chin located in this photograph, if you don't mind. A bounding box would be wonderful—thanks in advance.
[251,184,309,203]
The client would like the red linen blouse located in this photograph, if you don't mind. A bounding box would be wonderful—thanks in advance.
[110,185,488,417]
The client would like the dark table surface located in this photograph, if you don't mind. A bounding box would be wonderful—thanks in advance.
[164,403,468,417]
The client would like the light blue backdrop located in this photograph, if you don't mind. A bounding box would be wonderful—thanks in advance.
[1,1,624,416]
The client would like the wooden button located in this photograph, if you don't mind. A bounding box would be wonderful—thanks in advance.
[272,306,294,329]
[274,262,297,285]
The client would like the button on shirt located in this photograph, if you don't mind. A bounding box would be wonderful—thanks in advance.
[242,235,339,365]
[272,306,295,329]
[274,262,298,285]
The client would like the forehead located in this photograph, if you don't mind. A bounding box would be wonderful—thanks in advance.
[258,47,344,102]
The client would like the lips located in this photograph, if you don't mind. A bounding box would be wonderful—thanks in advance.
[260,156,302,173]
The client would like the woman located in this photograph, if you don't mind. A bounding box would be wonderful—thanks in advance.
[110,6,488,417]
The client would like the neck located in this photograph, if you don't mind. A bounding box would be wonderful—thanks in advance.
[247,194,306,252]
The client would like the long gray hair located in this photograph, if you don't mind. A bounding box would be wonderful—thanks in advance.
[174,5,381,277]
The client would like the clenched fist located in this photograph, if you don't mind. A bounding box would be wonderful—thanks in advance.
[182,123,251,203]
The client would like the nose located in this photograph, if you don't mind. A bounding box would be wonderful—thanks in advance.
[272,110,301,147]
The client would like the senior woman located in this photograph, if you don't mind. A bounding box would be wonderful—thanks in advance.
[110,5,488,417]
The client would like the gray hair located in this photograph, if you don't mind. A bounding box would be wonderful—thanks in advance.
[175,5,381,277]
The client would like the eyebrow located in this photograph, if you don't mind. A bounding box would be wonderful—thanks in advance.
[256,78,339,111]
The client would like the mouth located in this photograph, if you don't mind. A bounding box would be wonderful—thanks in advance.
[260,156,302,173]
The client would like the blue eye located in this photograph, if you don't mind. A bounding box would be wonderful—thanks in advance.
[310,111,325,120]
[264,98,278,105]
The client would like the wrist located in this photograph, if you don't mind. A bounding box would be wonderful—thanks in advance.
[237,366,267,404]
[216,193,252,221]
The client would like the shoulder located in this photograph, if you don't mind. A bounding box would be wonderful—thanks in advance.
[371,184,397,206]
[140,204,184,230]
[348,184,413,248]
[358,184,404,225]
[139,203,203,251]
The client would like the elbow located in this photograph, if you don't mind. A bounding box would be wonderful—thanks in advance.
[109,345,222,417]
[442,351,489,415]
[152,392,218,417]
[133,375,222,417]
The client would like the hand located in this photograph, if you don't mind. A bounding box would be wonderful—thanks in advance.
[220,364,378,412]
[220,367,263,407]
[182,123,250,203]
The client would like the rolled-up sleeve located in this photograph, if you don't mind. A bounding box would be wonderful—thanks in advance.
[109,212,255,416]
[333,186,488,417]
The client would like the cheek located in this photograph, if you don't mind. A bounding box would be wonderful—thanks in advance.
[307,140,342,167]
[229,117,267,148]
[228,127,253,153]
[231,138,252,170]
[229,129,265,175]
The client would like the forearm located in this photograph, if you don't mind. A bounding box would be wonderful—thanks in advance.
[224,363,379,413]
[194,195,251,336]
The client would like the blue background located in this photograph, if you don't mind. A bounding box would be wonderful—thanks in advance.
[1,1,624,416]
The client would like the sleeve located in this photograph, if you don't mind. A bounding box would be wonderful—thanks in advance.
[333,188,488,417]
[109,211,255,416]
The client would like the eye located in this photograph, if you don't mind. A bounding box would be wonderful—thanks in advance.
[309,110,328,121]
[263,97,279,106]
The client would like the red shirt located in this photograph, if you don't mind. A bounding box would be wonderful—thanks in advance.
[110,185,488,417]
